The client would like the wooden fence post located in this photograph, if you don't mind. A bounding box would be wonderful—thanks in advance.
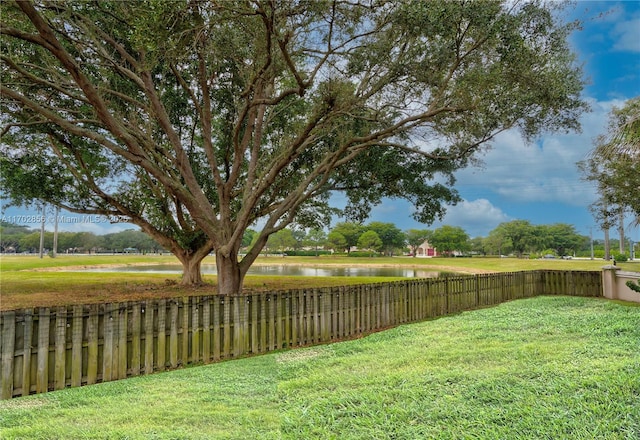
[130,303,141,377]
[157,299,166,371]
[192,296,201,364]
[86,305,99,385]
[275,292,283,350]
[117,305,128,379]
[212,297,220,361]
[169,301,179,368]
[103,304,114,382]
[181,298,190,365]
[21,310,33,396]
[202,297,211,362]
[54,307,67,390]
[1,311,15,399]
[233,296,242,357]
[143,300,154,375]
[223,297,231,357]
[71,305,83,388]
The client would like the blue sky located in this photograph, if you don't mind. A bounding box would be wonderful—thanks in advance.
[2,1,639,240]
[366,0,640,240]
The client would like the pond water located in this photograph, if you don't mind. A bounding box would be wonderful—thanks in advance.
[83,264,451,278]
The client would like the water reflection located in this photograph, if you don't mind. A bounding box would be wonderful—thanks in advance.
[83,264,448,278]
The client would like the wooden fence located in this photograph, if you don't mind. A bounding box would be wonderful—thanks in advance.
[0,270,602,399]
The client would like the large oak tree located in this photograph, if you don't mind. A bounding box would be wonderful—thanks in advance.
[1,0,586,294]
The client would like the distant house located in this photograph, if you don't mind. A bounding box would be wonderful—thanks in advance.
[414,240,438,257]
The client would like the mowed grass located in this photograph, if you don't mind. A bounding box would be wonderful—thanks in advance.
[1,296,638,439]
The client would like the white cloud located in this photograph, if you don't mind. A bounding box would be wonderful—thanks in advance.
[435,199,511,237]
[612,18,640,52]
[453,98,625,207]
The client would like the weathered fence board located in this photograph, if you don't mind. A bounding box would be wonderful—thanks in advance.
[0,270,603,399]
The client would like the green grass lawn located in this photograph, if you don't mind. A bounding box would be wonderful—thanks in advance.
[1,296,638,439]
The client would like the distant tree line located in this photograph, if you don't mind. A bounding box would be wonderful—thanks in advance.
[0,222,164,254]
[2,219,632,259]
[246,220,631,259]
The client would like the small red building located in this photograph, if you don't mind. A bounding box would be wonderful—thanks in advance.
[414,240,438,257]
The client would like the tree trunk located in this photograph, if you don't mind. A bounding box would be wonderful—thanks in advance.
[216,249,244,295]
[178,255,204,285]
[175,246,211,286]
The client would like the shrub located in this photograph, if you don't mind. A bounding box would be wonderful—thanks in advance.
[613,252,628,263]
[348,251,381,257]
[284,250,333,257]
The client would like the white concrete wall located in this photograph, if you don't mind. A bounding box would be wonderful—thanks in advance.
[602,266,640,303]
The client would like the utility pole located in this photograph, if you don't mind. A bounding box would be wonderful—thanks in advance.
[618,208,625,254]
[589,227,594,260]
[53,206,60,258]
[38,203,45,258]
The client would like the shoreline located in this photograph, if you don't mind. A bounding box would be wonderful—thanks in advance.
[28,260,493,275]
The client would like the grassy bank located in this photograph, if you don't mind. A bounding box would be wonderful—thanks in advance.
[1,254,637,310]
[1,296,638,439]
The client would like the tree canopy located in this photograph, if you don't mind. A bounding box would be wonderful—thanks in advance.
[430,225,470,255]
[578,97,640,229]
[1,0,586,294]
[483,220,586,257]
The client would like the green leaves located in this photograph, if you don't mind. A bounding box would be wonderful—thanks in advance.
[579,97,640,227]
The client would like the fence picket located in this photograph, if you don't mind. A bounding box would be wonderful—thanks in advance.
[71,305,83,387]
[250,296,258,354]
[54,307,67,391]
[169,301,179,368]
[21,310,33,396]
[233,296,241,357]
[129,302,141,376]
[181,298,189,365]
[117,306,128,379]
[290,292,299,347]
[222,298,231,358]
[192,297,200,364]
[284,293,291,349]
[157,300,166,371]
[143,301,154,374]
[202,297,211,362]
[275,292,283,350]
[210,298,219,361]
[1,312,15,399]
[86,305,99,384]
[103,304,114,382]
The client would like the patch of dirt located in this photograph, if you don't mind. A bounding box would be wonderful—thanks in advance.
[1,281,218,311]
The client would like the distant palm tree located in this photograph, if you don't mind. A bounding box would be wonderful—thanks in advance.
[585,97,640,227]
[592,97,640,160]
